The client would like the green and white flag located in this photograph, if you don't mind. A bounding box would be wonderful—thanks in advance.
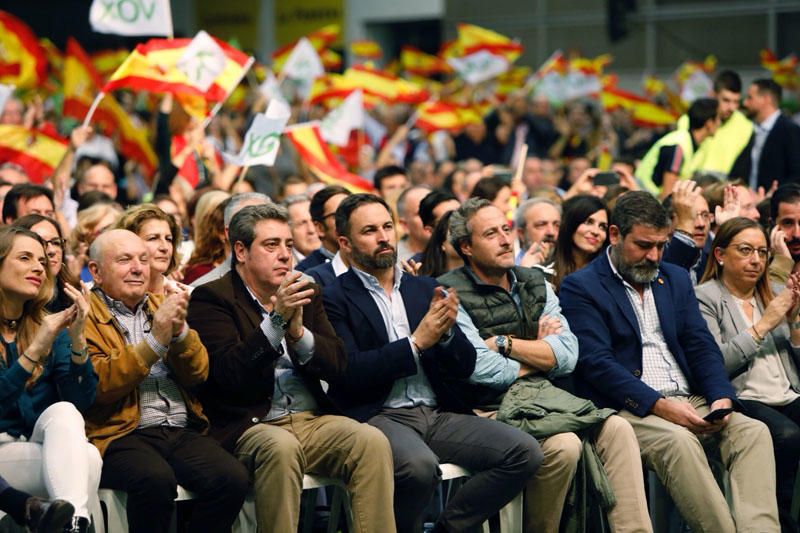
[320,89,363,146]
[223,99,291,167]
[89,0,173,37]
[176,31,226,92]
[281,37,324,81]
[447,50,509,85]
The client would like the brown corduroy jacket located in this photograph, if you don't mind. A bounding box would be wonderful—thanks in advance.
[83,291,209,456]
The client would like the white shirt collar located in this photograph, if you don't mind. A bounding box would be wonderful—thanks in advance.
[758,109,781,132]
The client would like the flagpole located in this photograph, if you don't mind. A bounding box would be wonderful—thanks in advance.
[165,0,174,40]
[231,165,249,191]
[203,56,256,128]
[82,92,105,127]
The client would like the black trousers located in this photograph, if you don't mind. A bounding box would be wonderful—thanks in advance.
[369,406,542,533]
[100,426,249,533]
[740,397,800,533]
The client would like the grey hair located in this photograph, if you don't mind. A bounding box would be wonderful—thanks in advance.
[228,203,289,265]
[223,192,272,229]
[514,198,562,230]
[449,197,491,264]
[281,194,310,209]
[396,185,431,219]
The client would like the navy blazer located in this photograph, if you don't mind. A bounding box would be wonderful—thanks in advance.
[306,261,337,288]
[296,248,330,272]
[322,269,477,421]
[731,114,800,188]
[559,254,736,417]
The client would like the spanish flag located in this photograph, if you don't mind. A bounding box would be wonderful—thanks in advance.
[760,49,799,89]
[455,23,523,64]
[63,38,157,176]
[0,125,67,183]
[343,65,428,105]
[103,36,251,102]
[91,49,130,80]
[272,24,341,73]
[400,46,453,77]
[39,38,63,75]
[0,11,47,88]
[600,86,677,128]
[321,49,342,71]
[351,40,382,59]
[284,123,374,194]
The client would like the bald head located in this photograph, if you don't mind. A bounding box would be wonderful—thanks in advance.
[89,229,150,308]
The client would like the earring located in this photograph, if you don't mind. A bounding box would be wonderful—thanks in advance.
[719,261,724,266]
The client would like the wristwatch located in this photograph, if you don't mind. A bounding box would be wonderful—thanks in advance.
[496,335,509,356]
[270,310,287,331]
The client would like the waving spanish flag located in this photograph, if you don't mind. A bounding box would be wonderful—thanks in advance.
[63,38,157,176]
[401,46,453,77]
[601,86,677,128]
[351,40,382,60]
[761,49,799,89]
[0,11,48,88]
[454,23,523,64]
[272,24,341,73]
[285,123,374,194]
[103,35,252,102]
[0,125,67,183]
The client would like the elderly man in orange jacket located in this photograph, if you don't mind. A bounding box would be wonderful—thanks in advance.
[83,229,248,533]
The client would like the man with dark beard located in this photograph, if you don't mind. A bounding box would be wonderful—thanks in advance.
[322,194,543,533]
[771,184,800,263]
[559,191,779,532]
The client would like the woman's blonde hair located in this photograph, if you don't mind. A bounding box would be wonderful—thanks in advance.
[69,203,123,256]
[115,204,183,274]
[0,227,55,380]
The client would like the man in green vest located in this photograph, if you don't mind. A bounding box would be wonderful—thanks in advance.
[679,70,754,180]
[438,197,652,532]
[635,98,720,197]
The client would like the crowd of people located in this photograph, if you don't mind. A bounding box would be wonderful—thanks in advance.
[2,57,800,533]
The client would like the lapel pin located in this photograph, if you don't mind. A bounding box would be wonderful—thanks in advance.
[657,278,664,284]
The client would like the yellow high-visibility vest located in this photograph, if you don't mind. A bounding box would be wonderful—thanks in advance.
[677,110,753,177]
[635,129,695,195]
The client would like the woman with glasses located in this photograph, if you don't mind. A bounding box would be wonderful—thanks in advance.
[695,217,800,531]
[12,215,81,313]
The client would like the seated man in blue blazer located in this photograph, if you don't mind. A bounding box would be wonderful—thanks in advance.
[323,193,542,533]
[559,191,779,532]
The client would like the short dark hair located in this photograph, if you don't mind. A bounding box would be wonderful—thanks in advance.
[419,190,458,228]
[2,184,54,223]
[770,184,800,223]
[470,176,508,202]
[752,78,782,106]
[373,165,407,193]
[335,193,393,239]
[713,70,742,94]
[610,191,670,238]
[309,185,350,223]
[687,98,719,130]
[77,190,114,212]
[228,203,289,266]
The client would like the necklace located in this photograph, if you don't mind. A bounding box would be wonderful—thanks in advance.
[0,316,22,331]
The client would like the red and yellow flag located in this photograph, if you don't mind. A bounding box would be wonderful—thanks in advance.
[600,86,677,128]
[400,46,453,77]
[63,38,157,176]
[0,125,67,183]
[351,40,382,59]
[415,102,463,134]
[272,24,341,73]
[454,23,523,63]
[285,123,374,193]
[321,49,342,71]
[760,49,799,89]
[0,11,47,88]
[39,38,63,75]
[103,36,251,102]
[91,49,130,80]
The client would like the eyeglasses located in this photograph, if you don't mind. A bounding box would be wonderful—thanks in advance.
[728,243,770,261]
[695,211,712,222]
[43,238,63,249]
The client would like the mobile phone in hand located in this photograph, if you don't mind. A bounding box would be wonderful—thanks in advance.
[703,408,733,422]
[593,171,620,187]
